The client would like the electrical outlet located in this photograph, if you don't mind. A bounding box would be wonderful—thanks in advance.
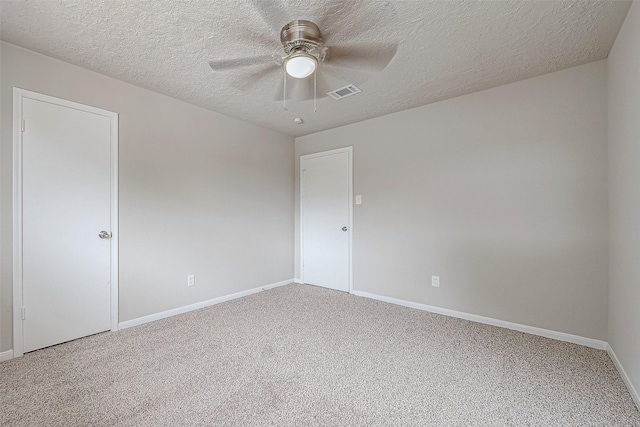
[431,276,440,288]
[187,274,195,287]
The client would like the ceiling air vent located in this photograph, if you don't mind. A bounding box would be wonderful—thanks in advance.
[327,84,361,100]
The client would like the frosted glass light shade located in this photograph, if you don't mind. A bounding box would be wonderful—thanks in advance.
[285,54,317,78]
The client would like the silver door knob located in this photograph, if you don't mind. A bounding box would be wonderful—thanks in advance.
[98,231,111,239]
[342,226,348,231]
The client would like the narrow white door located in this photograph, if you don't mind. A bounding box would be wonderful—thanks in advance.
[20,95,113,353]
[301,148,352,292]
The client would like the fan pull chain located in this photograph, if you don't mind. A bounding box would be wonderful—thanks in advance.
[314,71,317,113]
[283,72,288,111]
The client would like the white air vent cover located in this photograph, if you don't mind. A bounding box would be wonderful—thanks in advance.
[327,84,361,100]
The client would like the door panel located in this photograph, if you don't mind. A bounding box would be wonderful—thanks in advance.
[22,97,112,352]
[302,149,351,292]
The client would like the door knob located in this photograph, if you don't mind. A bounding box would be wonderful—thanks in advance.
[98,231,111,239]
[342,226,348,231]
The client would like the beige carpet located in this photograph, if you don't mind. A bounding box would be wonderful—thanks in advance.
[1,283,639,426]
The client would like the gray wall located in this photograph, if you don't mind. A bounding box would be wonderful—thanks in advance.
[296,61,609,340]
[0,42,294,352]
[608,0,640,399]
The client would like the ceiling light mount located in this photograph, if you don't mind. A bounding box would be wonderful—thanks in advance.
[280,20,322,79]
[280,20,323,55]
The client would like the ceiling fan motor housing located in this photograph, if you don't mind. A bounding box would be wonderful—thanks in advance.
[280,20,323,55]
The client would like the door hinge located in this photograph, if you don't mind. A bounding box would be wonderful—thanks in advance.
[21,307,26,320]
[21,119,25,133]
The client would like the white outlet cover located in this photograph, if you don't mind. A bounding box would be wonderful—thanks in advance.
[187,274,195,287]
[432,276,440,287]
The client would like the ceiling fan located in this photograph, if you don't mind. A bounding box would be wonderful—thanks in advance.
[207,1,399,108]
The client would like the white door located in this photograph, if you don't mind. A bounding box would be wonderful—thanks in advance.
[301,147,352,292]
[16,90,117,354]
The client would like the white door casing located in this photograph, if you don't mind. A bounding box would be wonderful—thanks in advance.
[300,147,353,292]
[13,88,119,356]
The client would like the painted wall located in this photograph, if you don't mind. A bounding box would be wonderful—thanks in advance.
[608,0,640,401]
[296,61,609,341]
[0,42,295,352]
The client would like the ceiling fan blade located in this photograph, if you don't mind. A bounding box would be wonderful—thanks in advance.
[229,62,281,92]
[203,32,276,52]
[273,75,292,101]
[315,71,344,96]
[320,64,372,87]
[274,71,343,101]
[274,75,314,101]
[248,0,289,34]
[323,42,398,73]
[317,1,398,43]
[208,54,276,71]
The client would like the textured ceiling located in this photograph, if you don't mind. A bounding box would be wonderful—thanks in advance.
[0,1,631,137]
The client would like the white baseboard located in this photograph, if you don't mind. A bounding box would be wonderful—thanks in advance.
[119,279,293,330]
[607,344,640,410]
[293,278,303,284]
[4,283,639,411]
[1,349,14,362]
[351,290,607,350]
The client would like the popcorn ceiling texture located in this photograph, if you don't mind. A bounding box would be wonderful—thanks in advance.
[0,0,631,137]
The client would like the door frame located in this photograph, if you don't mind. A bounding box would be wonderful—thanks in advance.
[300,146,353,293]
[12,88,119,357]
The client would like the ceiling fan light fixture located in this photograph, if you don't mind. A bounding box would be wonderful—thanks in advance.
[284,52,317,79]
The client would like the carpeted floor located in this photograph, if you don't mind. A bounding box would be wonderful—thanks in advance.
[1,283,639,426]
